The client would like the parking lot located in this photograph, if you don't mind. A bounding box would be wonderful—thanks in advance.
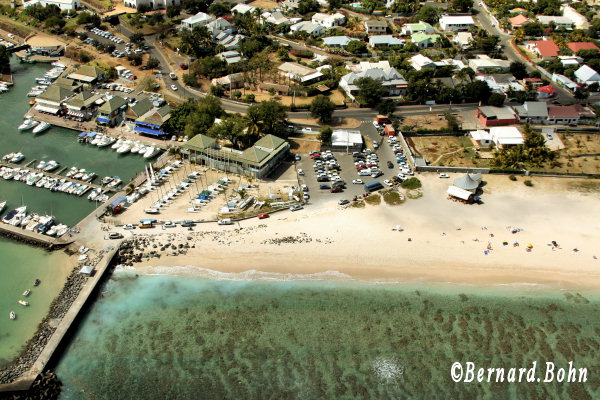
[295,121,414,204]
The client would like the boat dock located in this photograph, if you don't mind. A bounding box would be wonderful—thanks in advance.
[25,109,176,151]
[0,161,103,194]
[0,245,120,392]
[0,220,71,249]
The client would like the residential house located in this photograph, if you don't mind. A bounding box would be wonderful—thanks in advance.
[477,106,518,127]
[264,11,290,25]
[547,105,580,125]
[439,15,474,31]
[509,14,529,29]
[527,40,559,61]
[180,12,213,30]
[522,77,543,89]
[453,32,473,50]
[469,130,493,147]
[552,73,579,91]
[67,65,106,85]
[216,31,244,50]
[537,16,573,29]
[340,65,407,101]
[323,36,359,48]
[96,96,128,127]
[559,56,582,67]
[231,3,256,14]
[513,101,548,124]
[574,104,596,119]
[411,33,440,49]
[35,85,74,115]
[134,105,172,138]
[290,21,323,36]
[211,73,244,89]
[567,42,600,54]
[65,90,102,121]
[23,0,78,10]
[409,54,436,71]
[122,0,179,10]
[536,85,556,99]
[468,55,511,72]
[206,18,234,38]
[278,62,323,84]
[311,12,345,28]
[124,98,154,123]
[281,0,301,10]
[364,19,387,34]
[489,126,524,148]
[574,65,600,86]
[401,21,434,36]
[217,50,242,65]
[369,35,404,47]
[475,74,523,93]
[182,134,290,179]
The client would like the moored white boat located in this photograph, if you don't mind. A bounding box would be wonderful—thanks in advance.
[18,300,29,306]
[18,118,39,131]
[22,289,31,297]
[9,312,15,320]
[0,200,6,214]
[32,122,51,134]
[111,138,124,149]
[43,160,59,172]
[35,160,48,170]
[116,141,132,154]
[143,146,159,159]
[11,152,25,163]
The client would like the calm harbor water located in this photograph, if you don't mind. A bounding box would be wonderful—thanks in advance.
[55,273,600,400]
[0,60,147,364]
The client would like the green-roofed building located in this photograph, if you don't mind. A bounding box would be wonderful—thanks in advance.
[67,65,106,84]
[411,33,441,49]
[53,77,83,92]
[65,90,102,121]
[35,85,75,114]
[97,96,128,126]
[182,134,290,179]
[125,98,154,122]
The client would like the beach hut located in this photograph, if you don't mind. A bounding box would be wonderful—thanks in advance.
[447,185,473,202]
[453,174,480,193]
[79,265,95,276]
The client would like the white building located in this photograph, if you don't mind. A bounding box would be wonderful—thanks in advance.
[290,21,323,36]
[331,129,363,151]
[231,3,256,14]
[23,0,78,10]
[439,15,474,31]
[409,54,435,71]
[537,16,574,29]
[311,12,345,28]
[453,32,473,50]
[468,55,511,72]
[469,130,493,147]
[489,126,524,148]
[123,0,179,10]
[340,65,407,101]
[574,65,600,86]
[180,12,213,30]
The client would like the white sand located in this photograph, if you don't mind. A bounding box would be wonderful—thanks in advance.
[114,174,600,290]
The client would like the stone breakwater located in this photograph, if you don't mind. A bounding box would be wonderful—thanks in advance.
[0,252,104,385]
[0,370,62,400]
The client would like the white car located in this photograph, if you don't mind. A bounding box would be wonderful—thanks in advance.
[303,193,310,200]
[383,180,393,186]
[123,224,136,230]
[298,169,305,175]
[438,173,449,178]
[372,121,380,128]
[163,221,176,228]
[171,84,178,91]
[352,179,363,184]
[301,184,308,192]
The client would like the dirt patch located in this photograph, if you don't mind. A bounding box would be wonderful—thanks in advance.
[410,136,490,168]
[248,0,279,9]
[288,138,320,154]
[549,133,600,175]
[400,114,459,131]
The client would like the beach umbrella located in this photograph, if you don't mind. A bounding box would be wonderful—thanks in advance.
[527,243,533,249]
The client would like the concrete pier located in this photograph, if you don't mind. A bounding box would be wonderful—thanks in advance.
[0,221,70,249]
[0,246,120,392]
[0,161,103,190]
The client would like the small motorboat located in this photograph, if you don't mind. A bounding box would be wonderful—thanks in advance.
[18,300,29,306]
[22,289,31,297]
[143,146,159,159]
[32,122,51,134]
[11,152,25,163]
[33,279,41,287]
[36,160,48,170]
[2,153,15,162]
[18,118,39,131]
[65,167,78,178]
[0,200,6,214]
[116,141,132,154]
[43,160,59,172]
[9,312,15,320]
[111,138,124,150]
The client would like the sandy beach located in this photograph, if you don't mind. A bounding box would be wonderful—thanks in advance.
[107,174,600,290]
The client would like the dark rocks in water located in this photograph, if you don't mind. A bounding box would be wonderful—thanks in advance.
[1,370,63,400]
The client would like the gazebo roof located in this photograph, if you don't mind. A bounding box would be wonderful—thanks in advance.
[453,173,479,190]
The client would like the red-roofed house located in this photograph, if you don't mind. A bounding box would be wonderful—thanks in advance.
[567,42,600,54]
[509,14,529,29]
[537,85,555,99]
[528,40,559,61]
[547,105,579,125]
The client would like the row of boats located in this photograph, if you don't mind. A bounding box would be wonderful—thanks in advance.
[1,152,25,163]
[9,279,41,320]
[27,64,66,97]
[1,166,97,197]
[0,81,11,94]
[79,133,160,158]
[18,117,51,134]
[1,203,69,237]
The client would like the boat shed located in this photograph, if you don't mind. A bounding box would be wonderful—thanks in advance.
[453,173,480,193]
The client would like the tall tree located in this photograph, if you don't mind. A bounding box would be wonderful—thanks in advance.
[0,45,10,75]
[355,77,388,107]
[310,95,336,123]
[509,61,528,80]
[246,100,289,138]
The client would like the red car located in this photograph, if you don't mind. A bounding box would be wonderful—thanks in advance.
[257,213,269,219]
[310,153,321,159]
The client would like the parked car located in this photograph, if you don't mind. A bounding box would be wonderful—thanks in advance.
[352,179,363,184]
[338,199,349,205]
[383,180,393,186]
[171,84,178,91]
[331,186,343,193]
[301,184,308,192]
[294,154,301,161]
[108,232,123,239]
[163,221,176,228]
[123,224,136,230]
[438,173,449,178]
[319,184,331,190]
[303,193,310,200]
[387,161,394,169]
[298,169,305,175]
[290,204,303,211]
[257,213,269,219]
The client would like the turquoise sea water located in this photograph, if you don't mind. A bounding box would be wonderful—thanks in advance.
[0,60,147,363]
[55,274,600,400]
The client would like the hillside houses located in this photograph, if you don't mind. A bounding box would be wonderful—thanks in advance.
[340,61,407,101]
[439,15,474,31]
[311,13,345,28]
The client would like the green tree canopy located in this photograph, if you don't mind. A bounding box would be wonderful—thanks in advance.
[206,114,251,149]
[347,40,368,55]
[164,96,223,136]
[246,100,289,138]
[415,5,440,25]
[318,126,333,146]
[509,61,528,80]
[355,77,387,107]
[310,95,336,123]
[492,125,557,169]
[450,0,473,12]
[0,45,10,75]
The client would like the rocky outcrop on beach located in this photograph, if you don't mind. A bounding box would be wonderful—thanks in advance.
[0,371,62,400]
[0,251,105,387]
